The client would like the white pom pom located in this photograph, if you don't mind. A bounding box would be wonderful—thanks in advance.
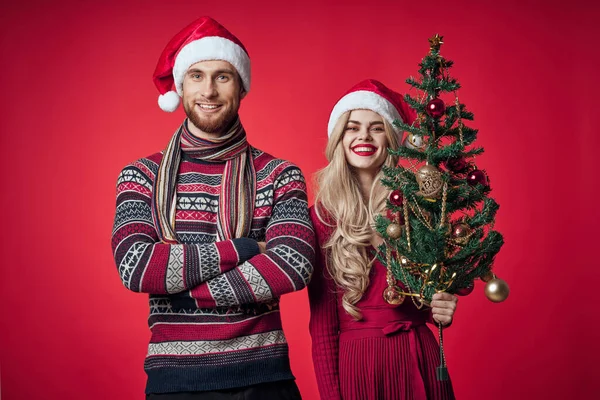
[158,91,180,112]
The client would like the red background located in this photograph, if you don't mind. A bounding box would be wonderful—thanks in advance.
[1,1,598,399]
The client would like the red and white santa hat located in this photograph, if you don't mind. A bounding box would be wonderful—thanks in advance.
[327,79,415,137]
[153,17,251,112]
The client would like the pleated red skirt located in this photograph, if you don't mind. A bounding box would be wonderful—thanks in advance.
[338,326,455,400]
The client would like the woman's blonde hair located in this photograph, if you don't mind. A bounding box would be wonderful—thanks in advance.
[315,110,400,320]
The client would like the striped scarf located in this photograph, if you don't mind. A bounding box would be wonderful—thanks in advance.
[152,118,256,244]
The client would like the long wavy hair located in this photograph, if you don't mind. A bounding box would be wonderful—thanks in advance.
[315,111,400,320]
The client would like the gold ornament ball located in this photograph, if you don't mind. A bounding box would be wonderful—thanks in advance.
[404,133,425,150]
[484,278,510,303]
[386,223,402,239]
[416,165,444,199]
[383,286,405,305]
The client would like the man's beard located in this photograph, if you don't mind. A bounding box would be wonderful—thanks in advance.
[184,103,237,134]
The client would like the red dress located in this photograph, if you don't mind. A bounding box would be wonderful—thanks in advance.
[308,207,455,400]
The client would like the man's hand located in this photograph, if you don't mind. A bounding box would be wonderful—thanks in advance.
[431,292,458,326]
[257,241,267,254]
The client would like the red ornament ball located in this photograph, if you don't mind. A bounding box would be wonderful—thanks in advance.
[452,223,471,245]
[467,169,488,186]
[445,156,468,173]
[389,190,404,206]
[456,283,474,296]
[426,98,446,118]
[386,209,405,225]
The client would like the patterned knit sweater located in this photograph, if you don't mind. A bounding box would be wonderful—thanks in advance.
[111,143,315,394]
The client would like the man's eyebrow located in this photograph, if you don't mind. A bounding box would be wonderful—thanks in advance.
[213,69,236,75]
[187,68,235,74]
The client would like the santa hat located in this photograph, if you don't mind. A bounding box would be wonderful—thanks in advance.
[153,17,251,112]
[327,79,415,137]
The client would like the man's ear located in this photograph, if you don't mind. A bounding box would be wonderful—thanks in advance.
[240,88,247,100]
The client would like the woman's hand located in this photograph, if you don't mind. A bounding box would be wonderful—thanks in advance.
[370,234,384,248]
[431,292,458,326]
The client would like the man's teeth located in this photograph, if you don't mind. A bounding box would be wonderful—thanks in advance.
[199,104,219,109]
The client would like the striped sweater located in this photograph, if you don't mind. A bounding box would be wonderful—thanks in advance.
[111,144,315,394]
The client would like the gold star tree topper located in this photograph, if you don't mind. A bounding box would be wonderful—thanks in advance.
[428,34,444,52]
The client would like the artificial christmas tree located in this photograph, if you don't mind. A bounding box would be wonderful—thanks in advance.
[376,35,509,378]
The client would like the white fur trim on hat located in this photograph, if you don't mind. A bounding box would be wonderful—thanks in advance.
[327,91,403,137]
[158,90,181,112]
[172,36,251,96]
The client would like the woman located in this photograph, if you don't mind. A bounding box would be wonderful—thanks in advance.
[309,79,458,400]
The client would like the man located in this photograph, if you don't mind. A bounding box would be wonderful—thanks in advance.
[111,17,314,399]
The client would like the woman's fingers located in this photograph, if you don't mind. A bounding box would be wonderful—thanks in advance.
[432,314,452,325]
[432,307,454,316]
[430,299,457,310]
[432,292,457,302]
[431,293,458,326]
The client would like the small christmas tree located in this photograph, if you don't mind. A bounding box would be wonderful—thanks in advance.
[377,34,508,309]
[376,34,509,382]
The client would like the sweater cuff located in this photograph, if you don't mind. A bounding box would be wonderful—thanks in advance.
[232,238,261,263]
